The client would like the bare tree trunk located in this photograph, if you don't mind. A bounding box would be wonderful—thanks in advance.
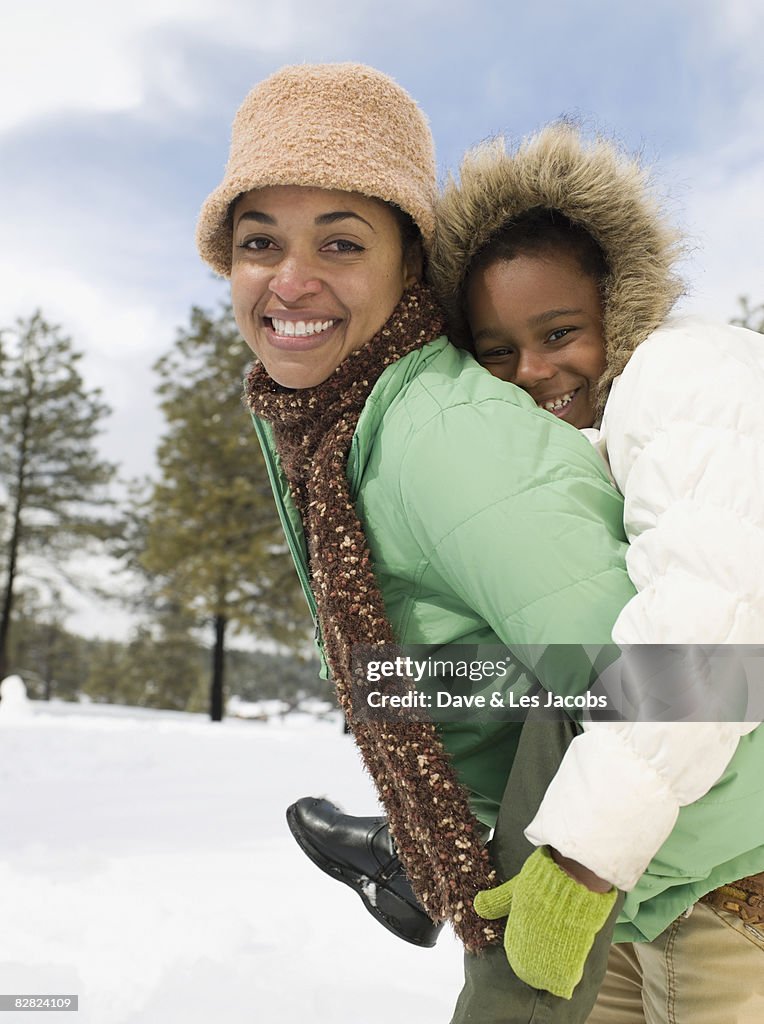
[210,613,226,722]
[42,624,55,701]
[0,535,18,679]
[0,398,31,680]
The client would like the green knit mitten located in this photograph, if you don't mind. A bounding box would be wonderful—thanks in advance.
[474,847,617,999]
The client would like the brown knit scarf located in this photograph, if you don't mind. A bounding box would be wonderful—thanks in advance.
[245,284,498,950]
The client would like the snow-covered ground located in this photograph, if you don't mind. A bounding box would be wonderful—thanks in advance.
[0,698,463,1023]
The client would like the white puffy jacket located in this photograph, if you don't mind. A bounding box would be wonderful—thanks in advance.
[525,316,764,890]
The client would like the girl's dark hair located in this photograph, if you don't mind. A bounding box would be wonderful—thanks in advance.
[469,207,609,289]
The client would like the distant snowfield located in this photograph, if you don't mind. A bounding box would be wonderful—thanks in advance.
[0,701,463,1023]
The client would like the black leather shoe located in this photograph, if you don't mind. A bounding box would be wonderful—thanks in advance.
[286,797,443,948]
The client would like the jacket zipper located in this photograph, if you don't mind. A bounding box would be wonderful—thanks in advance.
[347,434,361,495]
[251,415,321,644]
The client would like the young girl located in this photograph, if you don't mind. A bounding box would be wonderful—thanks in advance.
[431,122,764,1021]
[292,124,764,1021]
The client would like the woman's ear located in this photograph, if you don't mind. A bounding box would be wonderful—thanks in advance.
[403,240,424,287]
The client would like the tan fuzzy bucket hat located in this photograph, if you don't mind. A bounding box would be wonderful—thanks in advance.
[196,63,437,277]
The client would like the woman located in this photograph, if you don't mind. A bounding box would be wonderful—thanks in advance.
[196,65,635,1022]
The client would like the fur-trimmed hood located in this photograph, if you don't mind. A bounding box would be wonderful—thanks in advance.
[429,123,686,410]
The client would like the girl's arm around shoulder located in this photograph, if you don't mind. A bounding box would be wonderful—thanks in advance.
[602,315,764,644]
[525,318,764,889]
[604,315,764,493]
[525,718,760,890]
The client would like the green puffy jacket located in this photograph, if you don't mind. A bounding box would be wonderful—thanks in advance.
[253,336,764,941]
[254,336,632,824]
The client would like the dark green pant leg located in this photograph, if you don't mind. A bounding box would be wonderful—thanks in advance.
[450,712,623,1024]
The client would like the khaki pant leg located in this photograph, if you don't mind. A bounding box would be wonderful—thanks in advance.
[636,901,764,1024]
[586,942,646,1024]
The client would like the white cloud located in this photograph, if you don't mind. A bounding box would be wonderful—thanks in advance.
[672,150,764,321]
[684,0,764,139]
[0,0,304,133]
[662,1,764,320]
[702,0,764,49]
[0,254,173,479]
[3,2,150,132]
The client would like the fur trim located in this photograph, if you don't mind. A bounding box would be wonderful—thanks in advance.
[429,123,686,413]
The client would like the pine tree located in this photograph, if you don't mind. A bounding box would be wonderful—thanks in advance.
[8,586,76,700]
[0,311,117,677]
[141,302,310,721]
[731,296,764,334]
[120,604,207,711]
[82,639,127,704]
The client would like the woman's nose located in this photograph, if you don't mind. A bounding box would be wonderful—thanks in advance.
[513,350,556,387]
[268,255,322,303]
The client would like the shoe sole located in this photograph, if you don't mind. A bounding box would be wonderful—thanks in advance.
[286,803,442,948]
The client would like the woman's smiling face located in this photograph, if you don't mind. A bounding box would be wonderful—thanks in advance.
[230,185,421,389]
[465,251,607,429]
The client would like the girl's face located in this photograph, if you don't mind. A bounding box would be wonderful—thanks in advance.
[465,251,607,429]
[231,186,421,389]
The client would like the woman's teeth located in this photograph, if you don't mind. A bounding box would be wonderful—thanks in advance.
[540,389,577,412]
[270,318,335,337]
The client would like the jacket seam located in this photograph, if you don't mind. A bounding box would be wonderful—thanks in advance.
[396,553,433,641]
[628,468,764,538]
[399,428,608,554]
[399,383,590,462]
[495,566,625,625]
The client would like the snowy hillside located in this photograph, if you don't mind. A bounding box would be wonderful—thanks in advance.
[0,699,463,1023]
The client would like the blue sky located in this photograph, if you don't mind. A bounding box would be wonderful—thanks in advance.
[2,0,763,486]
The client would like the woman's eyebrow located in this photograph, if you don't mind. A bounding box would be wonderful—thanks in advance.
[236,210,276,225]
[234,210,375,230]
[315,211,375,230]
